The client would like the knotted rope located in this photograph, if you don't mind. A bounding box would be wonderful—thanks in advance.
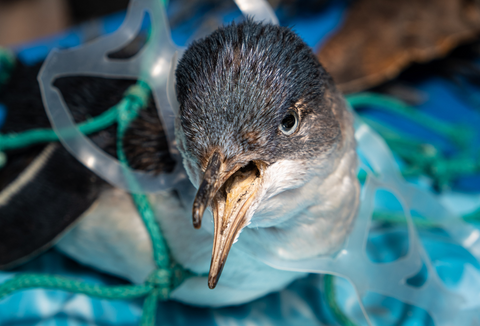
[0,79,191,326]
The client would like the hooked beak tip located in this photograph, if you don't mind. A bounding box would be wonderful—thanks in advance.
[193,157,265,290]
[208,277,217,289]
[192,208,203,229]
[192,152,223,231]
[208,262,225,289]
[193,220,202,229]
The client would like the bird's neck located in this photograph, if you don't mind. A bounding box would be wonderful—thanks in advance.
[241,105,360,261]
[243,146,359,261]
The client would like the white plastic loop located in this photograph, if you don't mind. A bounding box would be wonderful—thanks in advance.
[39,0,184,194]
[244,116,480,326]
[234,0,279,25]
[39,0,275,195]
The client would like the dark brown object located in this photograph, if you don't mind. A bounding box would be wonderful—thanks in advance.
[318,0,480,93]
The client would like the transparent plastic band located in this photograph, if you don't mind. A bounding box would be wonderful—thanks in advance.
[39,0,276,195]
[237,115,480,326]
[233,0,279,25]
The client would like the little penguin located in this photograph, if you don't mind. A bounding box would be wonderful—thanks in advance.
[0,19,360,307]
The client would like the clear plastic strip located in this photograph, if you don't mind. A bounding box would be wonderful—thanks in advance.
[39,0,275,195]
[247,117,480,326]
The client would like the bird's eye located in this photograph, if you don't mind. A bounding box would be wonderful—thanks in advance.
[279,110,299,135]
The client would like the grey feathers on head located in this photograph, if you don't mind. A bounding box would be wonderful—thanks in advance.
[174,19,357,289]
[175,18,342,168]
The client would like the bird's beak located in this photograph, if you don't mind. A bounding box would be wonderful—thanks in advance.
[192,152,264,289]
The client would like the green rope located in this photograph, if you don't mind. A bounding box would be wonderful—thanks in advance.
[0,274,152,300]
[324,208,480,326]
[372,211,444,229]
[0,105,118,152]
[0,81,190,326]
[114,80,192,324]
[372,207,480,227]
[346,93,472,148]
[114,82,171,270]
[141,290,161,326]
[463,208,480,223]
[0,42,190,326]
[324,274,358,326]
[347,94,480,190]
[133,193,172,268]
[0,72,121,169]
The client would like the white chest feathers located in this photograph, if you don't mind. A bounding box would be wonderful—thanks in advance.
[56,145,359,307]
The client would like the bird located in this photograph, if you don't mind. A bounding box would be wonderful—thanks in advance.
[0,19,360,307]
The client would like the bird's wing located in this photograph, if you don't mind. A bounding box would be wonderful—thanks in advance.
[0,143,104,269]
[0,57,175,269]
[0,62,125,269]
